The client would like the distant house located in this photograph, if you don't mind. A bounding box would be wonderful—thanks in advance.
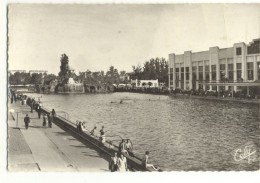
[119,71,131,82]
[131,79,159,88]
[29,70,48,76]
[8,70,26,74]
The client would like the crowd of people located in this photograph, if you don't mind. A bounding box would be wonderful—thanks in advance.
[9,89,56,130]
[171,88,258,99]
[109,150,159,172]
[9,89,160,172]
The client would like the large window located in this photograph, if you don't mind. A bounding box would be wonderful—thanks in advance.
[205,65,210,82]
[170,68,173,85]
[228,64,234,81]
[220,64,226,81]
[247,62,254,80]
[237,63,242,81]
[198,66,203,81]
[211,65,216,81]
[175,68,179,88]
[257,62,260,80]
[181,67,184,89]
[192,66,197,89]
[236,47,242,55]
[185,67,189,80]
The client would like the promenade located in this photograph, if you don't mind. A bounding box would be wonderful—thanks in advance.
[170,93,260,104]
[8,101,109,172]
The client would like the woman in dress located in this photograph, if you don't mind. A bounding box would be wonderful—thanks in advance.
[117,153,127,172]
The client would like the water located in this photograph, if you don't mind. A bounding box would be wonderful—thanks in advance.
[29,92,260,171]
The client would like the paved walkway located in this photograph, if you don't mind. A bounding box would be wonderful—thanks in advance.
[8,102,109,172]
[171,93,260,104]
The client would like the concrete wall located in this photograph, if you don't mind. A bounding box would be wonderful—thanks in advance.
[57,84,85,93]
[192,51,209,61]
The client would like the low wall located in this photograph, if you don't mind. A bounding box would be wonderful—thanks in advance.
[40,106,156,172]
[57,84,85,93]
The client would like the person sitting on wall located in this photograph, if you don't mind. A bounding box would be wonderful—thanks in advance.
[142,151,160,171]
[125,139,134,156]
[79,122,87,132]
[90,126,97,136]
[76,121,83,132]
[99,126,106,143]
[52,109,56,117]
[119,139,128,155]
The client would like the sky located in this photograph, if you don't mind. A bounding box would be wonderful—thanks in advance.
[8,4,260,75]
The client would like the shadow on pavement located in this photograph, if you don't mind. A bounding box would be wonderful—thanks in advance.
[29,126,46,129]
[55,131,72,136]
[70,145,86,148]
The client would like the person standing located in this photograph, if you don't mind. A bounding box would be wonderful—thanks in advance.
[47,114,52,128]
[109,152,118,172]
[52,109,56,117]
[24,114,30,130]
[117,153,127,172]
[30,102,34,113]
[43,114,47,127]
[38,108,41,119]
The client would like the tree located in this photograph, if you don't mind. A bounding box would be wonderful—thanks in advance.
[131,57,168,86]
[58,54,71,85]
[31,73,43,85]
[9,72,31,85]
[132,64,143,80]
[105,66,120,85]
[44,74,58,85]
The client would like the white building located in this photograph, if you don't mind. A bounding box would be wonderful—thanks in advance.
[8,70,26,74]
[168,38,260,92]
[131,79,159,88]
[29,70,48,76]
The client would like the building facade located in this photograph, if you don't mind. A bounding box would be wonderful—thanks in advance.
[29,70,48,76]
[168,39,260,91]
[8,70,26,74]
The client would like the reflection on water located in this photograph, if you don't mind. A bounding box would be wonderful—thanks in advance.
[30,92,260,171]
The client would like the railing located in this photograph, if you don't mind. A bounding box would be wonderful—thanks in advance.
[198,80,256,84]
[55,111,70,120]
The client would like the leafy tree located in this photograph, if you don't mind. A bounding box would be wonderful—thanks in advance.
[132,57,168,86]
[44,74,58,85]
[31,73,43,85]
[105,66,120,85]
[132,64,143,80]
[58,53,72,85]
[9,72,31,85]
